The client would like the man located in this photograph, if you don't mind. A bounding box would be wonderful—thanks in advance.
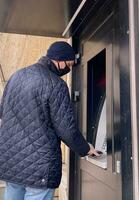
[0,41,99,200]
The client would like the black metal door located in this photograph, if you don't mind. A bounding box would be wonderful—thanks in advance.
[75,15,122,200]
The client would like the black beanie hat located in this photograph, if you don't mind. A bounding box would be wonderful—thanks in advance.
[47,41,75,61]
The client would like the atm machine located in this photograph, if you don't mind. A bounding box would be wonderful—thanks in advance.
[71,28,123,199]
[79,37,122,200]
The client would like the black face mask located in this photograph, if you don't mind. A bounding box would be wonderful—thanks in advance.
[57,61,71,76]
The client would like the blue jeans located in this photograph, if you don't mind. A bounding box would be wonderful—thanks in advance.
[4,182,55,200]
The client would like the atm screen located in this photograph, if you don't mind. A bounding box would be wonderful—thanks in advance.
[87,49,106,153]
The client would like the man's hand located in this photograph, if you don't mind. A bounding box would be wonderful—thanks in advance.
[87,143,100,157]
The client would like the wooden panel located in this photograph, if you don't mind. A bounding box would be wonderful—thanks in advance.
[0,33,66,81]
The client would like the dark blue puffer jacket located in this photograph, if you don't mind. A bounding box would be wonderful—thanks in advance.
[0,57,90,189]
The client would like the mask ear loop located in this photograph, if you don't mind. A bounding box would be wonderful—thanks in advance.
[64,61,68,68]
[57,61,60,70]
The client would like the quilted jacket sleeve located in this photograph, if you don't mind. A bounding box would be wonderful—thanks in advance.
[49,80,90,157]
